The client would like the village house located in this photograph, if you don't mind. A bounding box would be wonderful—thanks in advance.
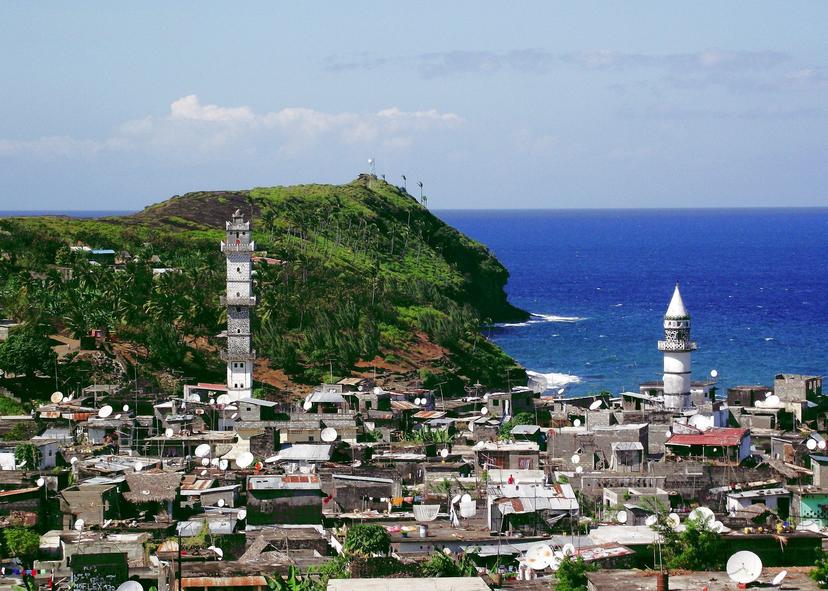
[665,427,751,465]
[247,474,323,525]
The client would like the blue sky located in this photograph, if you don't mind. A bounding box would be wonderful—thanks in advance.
[1,2,827,209]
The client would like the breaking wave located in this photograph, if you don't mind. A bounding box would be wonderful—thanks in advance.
[495,313,586,328]
[527,370,583,392]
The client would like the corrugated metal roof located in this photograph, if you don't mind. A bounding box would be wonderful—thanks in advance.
[181,576,266,588]
[667,427,748,447]
[391,400,420,411]
[276,444,331,462]
[413,410,446,420]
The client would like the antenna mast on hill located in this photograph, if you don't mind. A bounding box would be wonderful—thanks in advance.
[368,158,376,177]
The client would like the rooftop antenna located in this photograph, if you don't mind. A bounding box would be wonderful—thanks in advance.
[368,158,376,176]
[401,175,407,191]
[418,181,423,203]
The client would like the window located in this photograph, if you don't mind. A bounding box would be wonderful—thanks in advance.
[365,401,372,410]
[308,436,315,442]
[492,399,499,406]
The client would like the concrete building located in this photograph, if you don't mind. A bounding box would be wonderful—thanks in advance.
[473,441,540,472]
[485,388,536,419]
[775,374,824,422]
[726,487,791,516]
[247,474,323,525]
[657,283,696,411]
[665,427,751,465]
[221,209,256,402]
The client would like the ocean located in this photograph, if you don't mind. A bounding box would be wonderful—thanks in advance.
[4,207,826,396]
[437,209,828,396]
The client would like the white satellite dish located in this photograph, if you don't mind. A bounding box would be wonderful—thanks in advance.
[134,462,144,472]
[230,413,238,420]
[115,414,122,420]
[710,369,718,378]
[765,394,781,407]
[557,388,565,395]
[461,493,472,503]
[200,469,207,476]
[459,501,477,518]
[571,454,580,465]
[217,498,225,507]
[116,581,143,591]
[575,466,583,473]
[211,458,220,466]
[208,545,224,559]
[149,555,160,567]
[667,513,681,529]
[190,393,201,403]
[419,398,428,406]
[36,477,45,487]
[468,421,475,433]
[412,504,440,522]
[819,440,826,450]
[123,404,130,412]
[665,430,672,438]
[645,514,658,527]
[573,419,581,427]
[351,460,362,468]
[195,444,211,458]
[589,400,602,411]
[480,407,489,415]
[712,520,725,533]
[451,494,462,505]
[414,398,422,405]
[216,394,230,405]
[771,570,787,586]
[562,543,576,557]
[688,506,715,523]
[164,428,174,438]
[70,456,78,465]
[50,391,64,404]
[98,405,113,418]
[237,509,247,520]
[236,451,254,469]
[726,551,763,585]
[807,438,818,450]
[483,393,489,401]
[201,457,210,466]
[440,448,449,459]
[219,459,229,470]
[303,401,312,411]
[321,427,338,443]
[74,518,85,531]
[616,510,628,524]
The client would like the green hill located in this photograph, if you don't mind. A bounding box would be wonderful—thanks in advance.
[0,175,528,395]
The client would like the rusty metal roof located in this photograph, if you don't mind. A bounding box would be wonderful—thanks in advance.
[182,576,267,588]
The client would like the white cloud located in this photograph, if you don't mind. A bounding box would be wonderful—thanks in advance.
[0,96,463,161]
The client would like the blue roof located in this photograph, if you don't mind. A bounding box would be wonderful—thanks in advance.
[91,249,115,255]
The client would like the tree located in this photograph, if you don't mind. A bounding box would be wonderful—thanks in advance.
[421,551,479,577]
[812,552,828,588]
[342,524,390,556]
[2,527,40,563]
[499,412,536,439]
[14,444,42,470]
[554,556,597,591]
[650,512,724,571]
[0,329,54,378]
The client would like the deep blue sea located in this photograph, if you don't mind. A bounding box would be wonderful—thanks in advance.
[437,209,828,396]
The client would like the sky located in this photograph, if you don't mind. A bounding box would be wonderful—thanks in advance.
[1,2,827,210]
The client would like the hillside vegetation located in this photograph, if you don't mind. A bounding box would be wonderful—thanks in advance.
[0,176,527,395]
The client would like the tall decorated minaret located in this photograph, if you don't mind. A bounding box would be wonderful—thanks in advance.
[220,209,256,402]
[658,283,696,411]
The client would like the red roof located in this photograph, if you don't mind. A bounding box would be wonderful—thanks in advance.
[667,428,748,447]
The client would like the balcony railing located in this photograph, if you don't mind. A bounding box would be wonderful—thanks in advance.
[658,340,698,352]
[220,350,257,362]
[221,241,255,253]
[220,295,257,306]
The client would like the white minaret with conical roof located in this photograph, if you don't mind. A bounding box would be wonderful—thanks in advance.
[221,209,256,402]
[658,282,696,411]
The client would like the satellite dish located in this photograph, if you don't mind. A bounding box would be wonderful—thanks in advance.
[303,401,312,411]
[461,493,472,503]
[557,388,565,395]
[765,391,773,398]
[352,460,362,468]
[209,546,224,560]
[115,414,122,419]
[807,438,818,450]
[164,428,174,438]
[483,393,489,401]
[238,509,247,520]
[589,400,602,411]
[211,458,220,466]
[571,454,580,464]
[468,422,475,433]
[149,555,160,567]
[236,451,254,469]
[726,551,763,585]
[451,494,462,505]
[710,369,718,378]
[219,459,229,470]
[771,570,787,586]
[195,444,211,458]
[200,469,207,476]
[36,477,45,487]
[201,457,210,466]
[440,448,449,459]
[575,466,583,473]
[51,392,64,404]
[459,501,476,518]
[412,504,440,522]
[766,394,782,407]
[688,506,715,523]
[231,413,238,420]
[419,398,428,406]
[74,518,85,531]
[819,440,826,450]
[321,427,338,443]
[665,430,672,438]
[573,419,581,427]
[190,393,201,403]
[98,405,113,418]
[217,498,226,507]
[616,510,628,524]
[667,513,681,529]
[116,581,143,591]
[134,462,144,472]
[712,520,725,533]
[414,398,422,405]
[216,394,230,405]
[562,543,576,557]
[645,514,658,527]
[480,407,489,415]
[70,456,78,465]
[123,404,130,412]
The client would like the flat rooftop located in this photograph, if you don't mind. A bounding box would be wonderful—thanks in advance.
[587,568,819,590]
